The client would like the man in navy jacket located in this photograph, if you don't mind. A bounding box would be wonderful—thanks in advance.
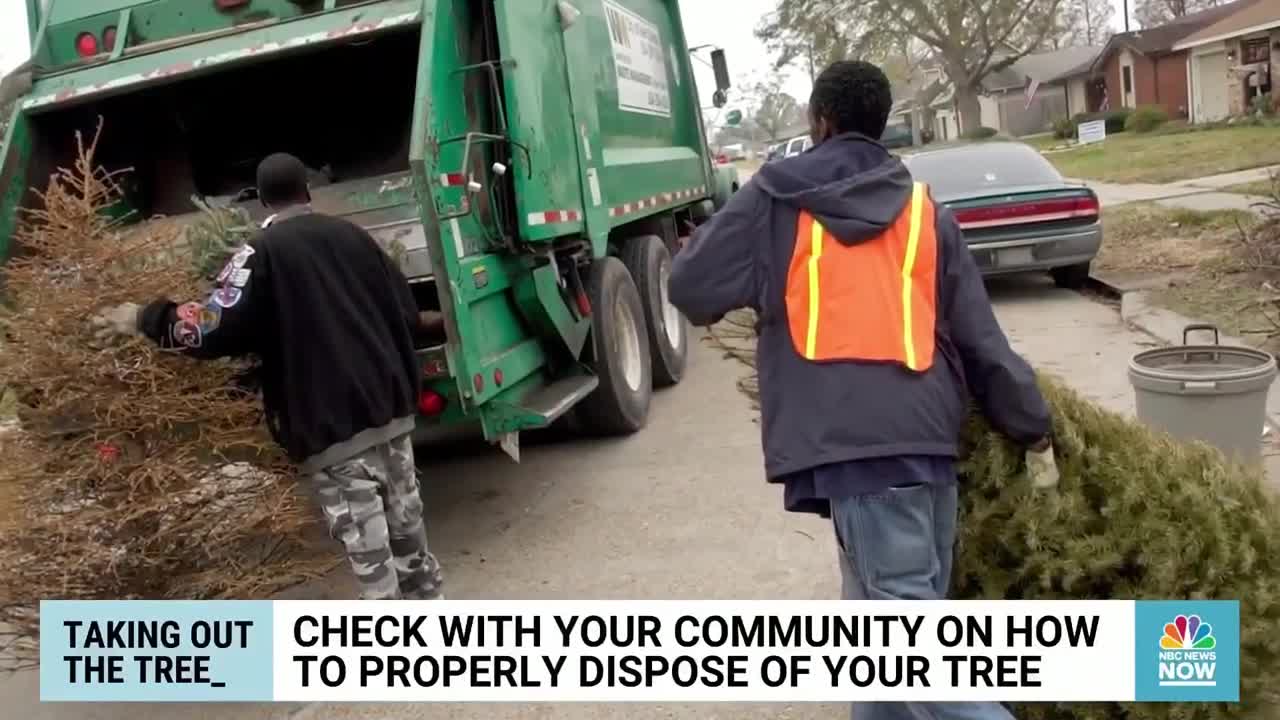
[670,61,1050,720]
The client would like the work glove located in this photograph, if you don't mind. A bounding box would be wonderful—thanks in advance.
[90,302,142,344]
[1026,441,1060,489]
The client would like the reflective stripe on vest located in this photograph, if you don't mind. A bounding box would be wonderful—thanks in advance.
[784,182,938,372]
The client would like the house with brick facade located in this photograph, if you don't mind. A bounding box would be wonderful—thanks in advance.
[1174,0,1280,122]
[1087,0,1258,118]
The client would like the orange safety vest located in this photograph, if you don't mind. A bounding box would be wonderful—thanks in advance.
[784,182,938,372]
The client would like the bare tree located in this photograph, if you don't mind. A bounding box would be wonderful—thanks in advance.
[756,2,898,82]
[753,79,806,143]
[1056,0,1116,46]
[1133,0,1221,28]
[758,0,1064,134]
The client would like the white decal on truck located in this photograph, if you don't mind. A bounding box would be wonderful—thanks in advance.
[603,1,671,118]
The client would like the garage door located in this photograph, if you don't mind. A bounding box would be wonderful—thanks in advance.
[1196,51,1229,122]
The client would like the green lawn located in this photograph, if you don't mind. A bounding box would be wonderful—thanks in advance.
[1044,125,1280,183]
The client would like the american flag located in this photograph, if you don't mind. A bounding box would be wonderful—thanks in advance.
[1024,78,1041,110]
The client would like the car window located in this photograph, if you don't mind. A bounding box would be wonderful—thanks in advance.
[902,143,1062,198]
[787,137,805,154]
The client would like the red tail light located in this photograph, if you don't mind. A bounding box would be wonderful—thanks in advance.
[103,26,118,52]
[215,0,251,9]
[418,390,447,417]
[75,32,99,58]
[953,195,1099,230]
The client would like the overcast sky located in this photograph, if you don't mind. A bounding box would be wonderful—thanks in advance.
[0,0,1130,110]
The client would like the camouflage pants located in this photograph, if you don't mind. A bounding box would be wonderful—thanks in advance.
[309,434,444,600]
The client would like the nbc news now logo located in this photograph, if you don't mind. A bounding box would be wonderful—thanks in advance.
[1158,614,1217,687]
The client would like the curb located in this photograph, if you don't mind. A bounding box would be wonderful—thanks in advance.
[1084,273,1123,300]
[1120,290,1280,434]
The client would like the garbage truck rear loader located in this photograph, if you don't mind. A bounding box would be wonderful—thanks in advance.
[0,0,740,459]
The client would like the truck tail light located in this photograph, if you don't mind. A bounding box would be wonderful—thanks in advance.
[103,26,118,52]
[418,390,447,417]
[953,195,1099,230]
[75,32,99,58]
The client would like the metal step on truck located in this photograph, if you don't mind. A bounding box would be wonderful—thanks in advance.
[0,0,741,460]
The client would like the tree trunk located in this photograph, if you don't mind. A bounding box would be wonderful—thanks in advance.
[956,85,983,136]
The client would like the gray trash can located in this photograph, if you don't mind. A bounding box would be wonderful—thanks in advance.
[1129,324,1278,465]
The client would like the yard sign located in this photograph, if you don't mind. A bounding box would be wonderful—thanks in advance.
[1077,120,1106,145]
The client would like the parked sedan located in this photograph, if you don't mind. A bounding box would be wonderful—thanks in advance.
[899,141,1101,289]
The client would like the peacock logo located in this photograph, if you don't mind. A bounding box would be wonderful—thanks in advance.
[1161,615,1216,651]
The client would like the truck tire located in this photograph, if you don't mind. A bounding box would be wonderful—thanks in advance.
[621,234,688,388]
[577,257,652,435]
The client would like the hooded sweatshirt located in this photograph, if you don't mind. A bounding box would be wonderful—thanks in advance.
[669,132,1050,486]
[138,208,421,474]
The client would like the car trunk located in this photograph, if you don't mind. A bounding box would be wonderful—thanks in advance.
[942,186,1100,245]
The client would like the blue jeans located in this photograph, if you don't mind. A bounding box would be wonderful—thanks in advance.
[832,482,1014,720]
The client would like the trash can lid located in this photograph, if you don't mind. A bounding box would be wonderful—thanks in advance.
[1130,344,1277,384]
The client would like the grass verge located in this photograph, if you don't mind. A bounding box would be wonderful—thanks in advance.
[1101,203,1280,348]
[1045,125,1280,183]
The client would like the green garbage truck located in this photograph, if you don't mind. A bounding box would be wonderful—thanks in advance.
[0,0,741,460]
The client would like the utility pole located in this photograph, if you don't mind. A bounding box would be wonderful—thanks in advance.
[1123,0,1130,32]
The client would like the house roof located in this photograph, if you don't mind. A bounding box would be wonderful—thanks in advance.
[1016,45,1105,83]
[982,63,1027,91]
[1091,0,1261,69]
[1174,0,1280,49]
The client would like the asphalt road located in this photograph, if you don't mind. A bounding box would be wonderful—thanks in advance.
[3,274,1175,720]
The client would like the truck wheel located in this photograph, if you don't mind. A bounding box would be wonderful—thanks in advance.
[577,257,652,435]
[621,235,688,388]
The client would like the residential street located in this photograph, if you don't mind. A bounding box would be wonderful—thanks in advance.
[0,276,1202,720]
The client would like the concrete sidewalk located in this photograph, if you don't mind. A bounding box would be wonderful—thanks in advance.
[1068,166,1278,215]
[1173,165,1279,190]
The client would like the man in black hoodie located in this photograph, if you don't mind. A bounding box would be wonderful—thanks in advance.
[670,62,1049,719]
[92,153,444,601]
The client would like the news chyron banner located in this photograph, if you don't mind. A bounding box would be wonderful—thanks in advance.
[39,600,1239,703]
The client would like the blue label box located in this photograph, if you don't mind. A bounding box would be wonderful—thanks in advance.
[40,600,274,702]
[1134,600,1240,702]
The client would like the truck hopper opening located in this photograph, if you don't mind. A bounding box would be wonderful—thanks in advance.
[19,26,421,223]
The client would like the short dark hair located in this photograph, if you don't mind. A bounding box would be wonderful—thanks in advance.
[256,152,309,208]
[809,61,893,140]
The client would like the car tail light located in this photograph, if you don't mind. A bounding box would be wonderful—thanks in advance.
[75,32,99,57]
[102,26,117,52]
[953,195,1099,230]
[215,0,251,9]
[418,390,447,417]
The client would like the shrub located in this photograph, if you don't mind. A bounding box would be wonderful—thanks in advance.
[1125,105,1170,133]
[962,126,999,140]
[1251,92,1274,116]
[1070,109,1131,134]
[708,312,1280,720]
[1052,117,1077,140]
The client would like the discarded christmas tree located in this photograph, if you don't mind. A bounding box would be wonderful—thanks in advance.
[0,126,327,670]
[709,312,1280,720]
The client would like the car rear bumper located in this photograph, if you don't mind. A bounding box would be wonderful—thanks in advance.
[968,226,1102,276]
